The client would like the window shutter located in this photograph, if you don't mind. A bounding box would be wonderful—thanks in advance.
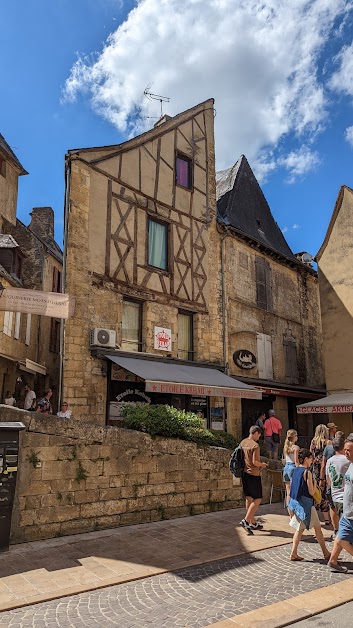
[255,256,272,311]
[264,334,273,379]
[3,311,13,336]
[25,313,31,345]
[284,337,299,384]
[14,312,21,339]
[257,333,273,380]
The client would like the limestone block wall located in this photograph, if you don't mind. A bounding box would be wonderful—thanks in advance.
[4,406,249,544]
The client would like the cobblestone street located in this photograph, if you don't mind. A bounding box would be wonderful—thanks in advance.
[0,539,351,628]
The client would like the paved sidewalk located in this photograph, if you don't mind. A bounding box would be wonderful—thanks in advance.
[0,532,349,627]
[0,503,297,612]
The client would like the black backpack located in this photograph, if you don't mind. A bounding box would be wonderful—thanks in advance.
[229,444,245,478]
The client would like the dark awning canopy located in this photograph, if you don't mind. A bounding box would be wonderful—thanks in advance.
[297,393,353,414]
[107,355,262,400]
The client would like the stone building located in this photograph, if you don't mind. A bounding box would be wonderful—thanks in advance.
[216,156,325,438]
[0,134,63,404]
[297,185,353,434]
[63,100,260,425]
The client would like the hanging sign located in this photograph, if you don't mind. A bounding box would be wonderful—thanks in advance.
[154,326,172,352]
[233,350,257,370]
[0,288,75,319]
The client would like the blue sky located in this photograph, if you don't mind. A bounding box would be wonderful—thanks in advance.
[1,0,353,257]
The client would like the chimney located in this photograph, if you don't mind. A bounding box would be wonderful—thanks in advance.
[29,207,54,241]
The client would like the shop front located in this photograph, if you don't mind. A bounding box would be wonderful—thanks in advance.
[297,393,353,435]
[106,354,262,429]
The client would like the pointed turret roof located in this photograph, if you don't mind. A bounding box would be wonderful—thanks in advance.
[216,155,294,259]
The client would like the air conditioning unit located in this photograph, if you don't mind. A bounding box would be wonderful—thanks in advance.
[90,328,116,348]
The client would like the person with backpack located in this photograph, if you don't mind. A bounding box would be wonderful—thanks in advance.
[239,426,268,534]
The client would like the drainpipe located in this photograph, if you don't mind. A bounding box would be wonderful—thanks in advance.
[58,156,71,411]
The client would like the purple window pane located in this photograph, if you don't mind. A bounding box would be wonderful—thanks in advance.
[176,157,190,188]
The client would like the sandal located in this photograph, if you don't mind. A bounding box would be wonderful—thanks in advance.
[290,555,304,561]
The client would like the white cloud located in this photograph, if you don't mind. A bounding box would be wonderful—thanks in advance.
[63,0,351,171]
[292,223,301,230]
[277,146,320,183]
[282,226,289,234]
[345,125,353,146]
[330,41,353,96]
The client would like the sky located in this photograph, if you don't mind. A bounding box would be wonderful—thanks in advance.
[1,0,353,256]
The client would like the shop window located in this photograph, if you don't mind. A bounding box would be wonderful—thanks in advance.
[50,319,60,353]
[52,267,62,292]
[3,311,13,336]
[148,219,168,271]
[14,312,21,340]
[257,332,273,380]
[122,300,142,352]
[255,256,272,311]
[176,153,192,189]
[178,311,194,361]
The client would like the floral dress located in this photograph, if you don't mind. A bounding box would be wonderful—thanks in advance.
[310,442,329,513]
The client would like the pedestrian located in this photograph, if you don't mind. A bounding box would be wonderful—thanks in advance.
[328,436,353,573]
[57,402,72,418]
[325,434,349,542]
[23,384,36,411]
[240,426,268,534]
[288,448,330,562]
[310,424,330,524]
[283,429,299,513]
[327,422,338,443]
[4,391,16,406]
[321,430,344,536]
[263,409,282,460]
[255,411,266,433]
[37,389,53,415]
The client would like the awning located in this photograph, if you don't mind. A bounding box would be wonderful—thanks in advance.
[19,359,46,376]
[297,393,353,414]
[107,355,262,400]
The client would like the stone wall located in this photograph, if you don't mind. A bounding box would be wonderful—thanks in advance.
[3,406,280,544]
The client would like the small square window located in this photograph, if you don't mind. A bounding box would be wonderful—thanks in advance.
[176,154,192,189]
[148,219,168,271]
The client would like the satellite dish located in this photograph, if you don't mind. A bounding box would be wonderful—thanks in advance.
[301,253,313,264]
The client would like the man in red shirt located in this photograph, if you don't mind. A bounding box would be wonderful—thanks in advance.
[263,409,282,460]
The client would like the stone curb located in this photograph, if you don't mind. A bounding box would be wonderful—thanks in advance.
[205,575,353,627]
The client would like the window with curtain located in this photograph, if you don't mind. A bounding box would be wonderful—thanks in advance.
[178,312,194,361]
[176,154,192,189]
[148,219,168,270]
[122,301,142,352]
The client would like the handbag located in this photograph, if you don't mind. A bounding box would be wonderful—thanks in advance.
[269,419,280,443]
[313,485,322,505]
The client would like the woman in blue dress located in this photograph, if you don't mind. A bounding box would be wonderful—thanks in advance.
[288,448,330,562]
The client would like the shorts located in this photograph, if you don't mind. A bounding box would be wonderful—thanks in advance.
[333,501,343,517]
[337,516,353,544]
[289,505,320,531]
[283,462,296,483]
[266,436,279,455]
[242,472,263,500]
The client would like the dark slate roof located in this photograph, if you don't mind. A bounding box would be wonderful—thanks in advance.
[0,134,28,175]
[216,155,295,259]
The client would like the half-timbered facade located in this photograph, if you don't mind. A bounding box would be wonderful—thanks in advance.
[63,100,261,424]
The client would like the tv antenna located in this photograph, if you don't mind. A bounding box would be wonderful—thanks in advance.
[144,84,170,117]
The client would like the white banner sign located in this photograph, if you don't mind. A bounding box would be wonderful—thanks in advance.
[154,326,172,352]
[297,405,353,414]
[0,288,75,319]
